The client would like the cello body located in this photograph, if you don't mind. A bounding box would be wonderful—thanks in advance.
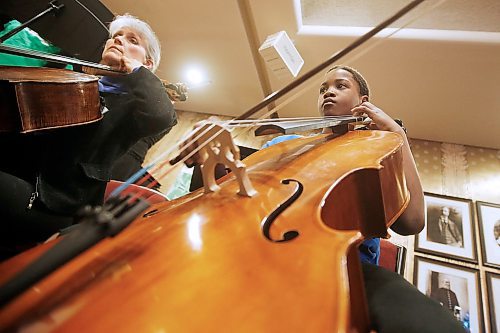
[0,130,409,332]
[0,66,101,133]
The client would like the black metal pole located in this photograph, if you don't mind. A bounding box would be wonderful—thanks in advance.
[0,1,64,43]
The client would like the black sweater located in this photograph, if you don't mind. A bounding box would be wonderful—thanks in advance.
[14,67,176,214]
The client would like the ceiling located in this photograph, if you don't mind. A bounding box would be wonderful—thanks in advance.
[100,0,500,149]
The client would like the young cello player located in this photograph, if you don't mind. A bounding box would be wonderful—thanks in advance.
[261,65,466,332]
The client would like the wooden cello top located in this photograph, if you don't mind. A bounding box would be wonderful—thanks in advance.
[0,66,99,83]
[0,130,409,333]
[0,66,102,133]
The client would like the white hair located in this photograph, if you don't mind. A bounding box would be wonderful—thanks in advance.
[109,14,161,72]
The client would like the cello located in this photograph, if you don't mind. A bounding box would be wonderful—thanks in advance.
[0,45,188,133]
[0,129,408,332]
[0,1,424,332]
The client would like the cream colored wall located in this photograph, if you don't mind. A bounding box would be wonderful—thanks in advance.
[398,139,500,275]
[413,140,500,204]
[408,139,499,332]
[394,138,500,252]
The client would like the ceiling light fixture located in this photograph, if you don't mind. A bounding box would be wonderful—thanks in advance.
[183,66,212,89]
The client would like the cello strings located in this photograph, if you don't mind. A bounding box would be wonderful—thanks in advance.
[210,115,360,127]
[109,123,218,198]
[125,114,353,193]
[131,115,358,188]
[120,113,360,201]
[117,0,448,202]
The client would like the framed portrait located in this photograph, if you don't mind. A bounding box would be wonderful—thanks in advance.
[476,201,500,268]
[413,256,483,332]
[415,192,477,262]
[486,272,500,333]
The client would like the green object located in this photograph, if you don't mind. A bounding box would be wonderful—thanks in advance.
[0,20,71,69]
[165,166,194,200]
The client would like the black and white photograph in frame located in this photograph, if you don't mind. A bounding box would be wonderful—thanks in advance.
[415,193,477,262]
[486,272,500,333]
[477,201,500,268]
[413,256,483,332]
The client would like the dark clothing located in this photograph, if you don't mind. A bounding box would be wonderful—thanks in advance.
[0,67,176,246]
[105,68,177,189]
[431,287,460,311]
[428,216,463,246]
[121,132,166,165]
[363,263,466,333]
[39,67,176,213]
[0,170,74,259]
[110,130,172,189]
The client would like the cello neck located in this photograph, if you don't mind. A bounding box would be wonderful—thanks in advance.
[0,44,119,74]
[0,44,188,102]
[254,116,362,136]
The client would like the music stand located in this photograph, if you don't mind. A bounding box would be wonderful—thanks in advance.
[1,0,114,63]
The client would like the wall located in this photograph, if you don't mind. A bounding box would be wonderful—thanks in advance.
[395,138,500,268]
[407,139,500,333]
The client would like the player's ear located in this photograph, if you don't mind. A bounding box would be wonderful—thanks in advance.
[144,58,154,70]
[361,95,369,103]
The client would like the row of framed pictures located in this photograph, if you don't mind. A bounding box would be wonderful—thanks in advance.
[413,192,500,332]
[413,256,499,333]
[415,192,500,267]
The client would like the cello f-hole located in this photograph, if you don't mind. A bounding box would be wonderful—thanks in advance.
[143,209,159,217]
[261,179,302,243]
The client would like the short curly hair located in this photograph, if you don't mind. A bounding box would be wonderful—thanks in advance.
[327,65,370,98]
[109,14,161,72]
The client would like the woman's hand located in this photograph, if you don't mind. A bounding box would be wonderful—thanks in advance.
[118,55,145,73]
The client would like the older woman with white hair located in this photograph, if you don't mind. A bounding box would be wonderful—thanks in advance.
[0,14,177,258]
[104,14,178,188]
[102,14,161,73]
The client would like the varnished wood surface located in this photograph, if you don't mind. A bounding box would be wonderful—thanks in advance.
[0,66,101,132]
[0,130,408,332]
[0,66,99,83]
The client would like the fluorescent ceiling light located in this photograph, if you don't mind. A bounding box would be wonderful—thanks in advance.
[294,0,500,43]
